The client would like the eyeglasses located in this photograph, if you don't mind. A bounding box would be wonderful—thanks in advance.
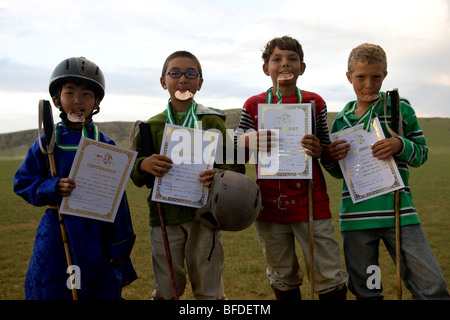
[164,71,202,79]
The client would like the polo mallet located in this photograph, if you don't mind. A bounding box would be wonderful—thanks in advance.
[308,100,317,300]
[139,122,179,300]
[389,89,402,300]
[156,202,179,300]
[394,188,401,300]
[38,100,78,300]
[308,179,314,300]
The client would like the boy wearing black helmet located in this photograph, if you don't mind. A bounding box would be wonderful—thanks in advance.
[49,56,104,127]
[14,57,137,300]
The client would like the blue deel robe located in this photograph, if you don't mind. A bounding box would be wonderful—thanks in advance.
[14,121,137,300]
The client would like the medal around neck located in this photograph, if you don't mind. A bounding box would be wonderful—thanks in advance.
[175,90,194,100]
[361,93,380,102]
[67,111,85,123]
[277,72,294,81]
[275,73,295,103]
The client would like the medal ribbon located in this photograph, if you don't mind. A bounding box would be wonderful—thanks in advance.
[342,95,383,132]
[266,86,303,104]
[55,122,100,151]
[166,99,200,129]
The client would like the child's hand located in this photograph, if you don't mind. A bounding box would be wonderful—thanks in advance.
[238,129,279,152]
[324,139,351,162]
[371,137,403,160]
[301,134,322,158]
[58,178,76,197]
[199,169,216,189]
[140,154,173,177]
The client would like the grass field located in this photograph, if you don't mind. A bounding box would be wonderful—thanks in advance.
[1,117,449,300]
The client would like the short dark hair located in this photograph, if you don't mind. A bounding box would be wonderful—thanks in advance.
[161,51,203,77]
[262,36,304,64]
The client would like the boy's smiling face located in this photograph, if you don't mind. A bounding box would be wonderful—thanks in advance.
[347,61,387,104]
[54,81,99,125]
[160,56,203,104]
[263,46,305,87]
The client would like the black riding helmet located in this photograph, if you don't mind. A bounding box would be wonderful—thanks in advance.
[49,57,105,101]
[49,57,105,122]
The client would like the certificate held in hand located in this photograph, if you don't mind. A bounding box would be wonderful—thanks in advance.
[151,124,219,208]
[60,137,137,223]
[330,117,404,203]
[258,103,312,179]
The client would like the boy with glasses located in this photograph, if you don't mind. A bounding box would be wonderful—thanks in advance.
[131,51,244,299]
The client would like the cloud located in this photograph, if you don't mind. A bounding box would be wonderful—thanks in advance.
[1,0,450,134]
[427,75,450,87]
[0,59,50,92]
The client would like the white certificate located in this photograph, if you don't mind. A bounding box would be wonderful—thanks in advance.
[258,103,312,179]
[330,117,404,203]
[151,124,219,208]
[60,137,137,222]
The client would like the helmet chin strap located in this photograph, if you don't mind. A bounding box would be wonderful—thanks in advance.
[91,107,100,116]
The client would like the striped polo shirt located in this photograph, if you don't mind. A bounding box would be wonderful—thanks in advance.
[323,92,427,231]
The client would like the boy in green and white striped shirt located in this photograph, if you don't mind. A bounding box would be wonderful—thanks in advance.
[322,43,449,299]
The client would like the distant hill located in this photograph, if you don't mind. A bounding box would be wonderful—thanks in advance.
[0,108,243,158]
[2,110,449,158]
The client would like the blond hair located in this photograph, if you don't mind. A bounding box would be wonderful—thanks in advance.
[347,43,387,74]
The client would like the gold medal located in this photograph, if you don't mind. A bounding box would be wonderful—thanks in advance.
[361,93,380,102]
[175,90,194,100]
[67,111,85,123]
[277,72,294,81]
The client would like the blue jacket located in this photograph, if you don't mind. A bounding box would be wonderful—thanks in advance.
[14,121,137,300]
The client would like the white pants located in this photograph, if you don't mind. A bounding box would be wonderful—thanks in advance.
[255,219,348,294]
[150,219,226,300]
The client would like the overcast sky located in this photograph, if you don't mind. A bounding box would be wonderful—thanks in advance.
[1,0,449,134]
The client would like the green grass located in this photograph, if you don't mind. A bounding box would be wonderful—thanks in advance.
[1,117,449,300]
